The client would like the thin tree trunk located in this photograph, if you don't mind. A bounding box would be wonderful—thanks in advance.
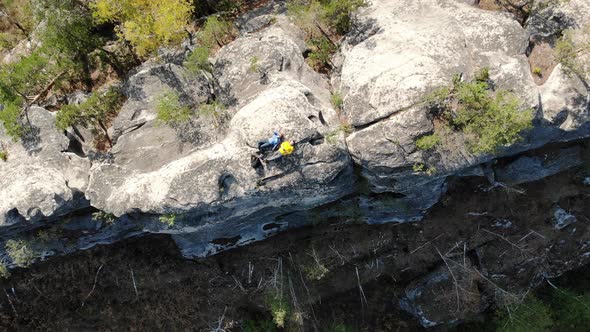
[97,120,112,147]
[98,47,126,77]
[314,21,336,47]
[81,53,93,92]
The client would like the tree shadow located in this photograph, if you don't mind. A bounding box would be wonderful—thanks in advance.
[346,18,380,46]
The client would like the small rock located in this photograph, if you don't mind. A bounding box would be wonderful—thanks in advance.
[552,206,577,230]
[492,219,513,229]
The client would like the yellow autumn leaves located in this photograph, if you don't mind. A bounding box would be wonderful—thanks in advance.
[91,0,193,57]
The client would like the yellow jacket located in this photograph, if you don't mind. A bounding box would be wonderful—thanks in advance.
[279,141,294,156]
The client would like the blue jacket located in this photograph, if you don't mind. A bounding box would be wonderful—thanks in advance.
[268,131,281,149]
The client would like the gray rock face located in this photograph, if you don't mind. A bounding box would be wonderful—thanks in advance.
[338,0,532,128]
[527,0,590,39]
[114,62,213,141]
[553,205,577,230]
[400,262,483,327]
[213,19,330,110]
[495,146,584,185]
[0,107,90,226]
[338,0,590,220]
[83,18,353,255]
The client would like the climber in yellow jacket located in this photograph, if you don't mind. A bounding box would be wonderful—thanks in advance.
[264,140,295,163]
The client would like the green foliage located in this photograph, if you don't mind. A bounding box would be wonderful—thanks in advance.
[425,86,451,116]
[416,134,440,151]
[555,26,590,79]
[198,16,235,49]
[0,103,23,141]
[287,0,324,37]
[326,122,353,144]
[287,0,367,36]
[327,323,358,332]
[91,0,193,57]
[305,262,329,280]
[495,294,554,332]
[184,46,211,74]
[308,36,337,69]
[425,70,533,155]
[0,50,70,140]
[288,0,367,71]
[33,0,102,61]
[215,0,244,16]
[267,295,290,328]
[550,289,590,331]
[198,100,227,128]
[474,67,490,82]
[92,211,117,225]
[532,67,543,76]
[55,86,125,133]
[412,162,436,175]
[0,149,6,162]
[454,88,533,154]
[0,0,35,49]
[0,262,10,279]
[494,290,590,332]
[159,214,176,227]
[322,0,368,34]
[243,319,276,332]
[331,91,344,110]
[155,90,192,126]
[426,166,437,176]
[0,51,52,104]
[35,228,63,243]
[5,239,37,268]
[249,56,260,73]
[0,1,122,141]
[413,163,425,172]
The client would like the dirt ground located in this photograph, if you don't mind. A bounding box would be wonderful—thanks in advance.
[0,143,589,331]
[528,40,558,85]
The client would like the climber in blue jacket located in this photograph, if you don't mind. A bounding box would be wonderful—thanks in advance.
[257,131,283,152]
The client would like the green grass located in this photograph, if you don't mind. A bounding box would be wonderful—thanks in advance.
[331,91,344,110]
[5,239,37,268]
[424,68,533,155]
[155,91,192,126]
[159,214,176,227]
[415,134,440,151]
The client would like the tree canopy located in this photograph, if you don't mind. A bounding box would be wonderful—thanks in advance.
[91,0,193,57]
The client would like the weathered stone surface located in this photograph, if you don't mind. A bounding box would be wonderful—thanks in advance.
[400,262,483,327]
[338,0,590,220]
[87,83,350,215]
[0,107,90,226]
[552,205,577,230]
[114,62,213,141]
[338,0,531,127]
[495,146,584,185]
[527,0,590,39]
[214,19,330,112]
[84,20,352,255]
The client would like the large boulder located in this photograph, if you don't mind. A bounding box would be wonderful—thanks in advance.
[114,61,213,142]
[338,0,533,127]
[213,18,332,113]
[85,20,353,256]
[338,0,590,220]
[0,107,90,226]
